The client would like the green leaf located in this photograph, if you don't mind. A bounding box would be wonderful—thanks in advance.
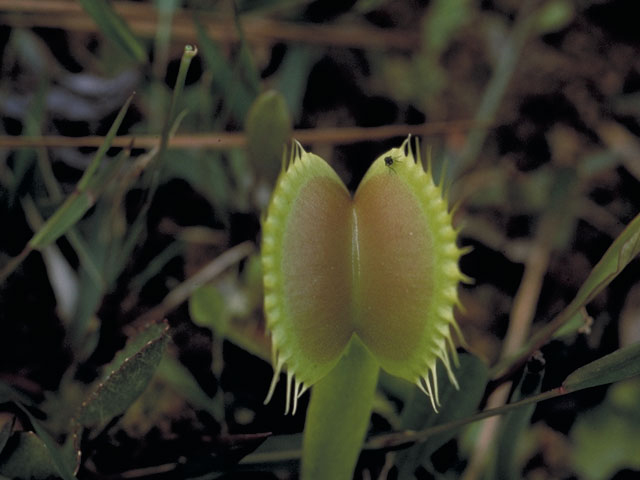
[0,432,65,480]
[66,194,125,357]
[156,356,224,421]
[76,321,170,428]
[13,404,79,480]
[189,284,229,336]
[27,191,94,250]
[534,0,575,34]
[174,432,272,476]
[276,46,320,122]
[571,379,640,480]
[493,211,640,378]
[395,354,488,479]
[423,0,472,55]
[164,150,232,212]
[571,211,640,310]
[0,381,32,405]
[370,348,639,456]
[563,342,640,392]
[245,90,292,181]
[488,356,544,479]
[129,241,184,294]
[77,0,146,63]
[0,416,14,455]
[240,432,302,466]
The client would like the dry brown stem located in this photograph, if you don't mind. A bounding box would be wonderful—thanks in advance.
[0,0,419,50]
[0,120,482,150]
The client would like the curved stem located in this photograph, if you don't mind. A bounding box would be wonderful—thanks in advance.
[302,336,379,480]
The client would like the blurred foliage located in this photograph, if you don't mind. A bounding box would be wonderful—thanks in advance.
[0,0,639,478]
[571,378,640,479]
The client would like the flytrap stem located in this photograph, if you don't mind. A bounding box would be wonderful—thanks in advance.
[301,336,380,480]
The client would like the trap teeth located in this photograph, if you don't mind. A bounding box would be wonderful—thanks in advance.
[262,137,465,411]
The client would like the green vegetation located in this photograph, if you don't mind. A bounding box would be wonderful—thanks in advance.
[0,1,639,479]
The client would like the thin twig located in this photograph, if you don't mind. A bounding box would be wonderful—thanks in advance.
[365,388,565,451]
[457,3,545,477]
[0,246,31,284]
[136,241,255,325]
[597,121,640,182]
[0,120,484,150]
[238,387,566,465]
[462,204,557,480]
[0,0,419,50]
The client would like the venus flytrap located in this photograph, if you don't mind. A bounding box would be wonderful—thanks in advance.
[261,137,467,479]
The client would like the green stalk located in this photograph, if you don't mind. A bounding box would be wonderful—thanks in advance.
[302,336,379,480]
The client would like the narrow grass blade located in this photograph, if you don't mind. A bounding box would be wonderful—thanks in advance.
[79,93,135,192]
[459,0,538,168]
[569,212,640,310]
[65,200,115,355]
[26,150,129,253]
[27,192,93,250]
[195,20,255,121]
[563,342,640,393]
[189,283,229,336]
[368,343,640,452]
[243,344,640,462]
[77,0,146,63]
[231,2,261,96]
[276,45,319,121]
[156,356,224,421]
[132,47,197,251]
[25,94,134,250]
[161,45,198,151]
[17,69,105,288]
